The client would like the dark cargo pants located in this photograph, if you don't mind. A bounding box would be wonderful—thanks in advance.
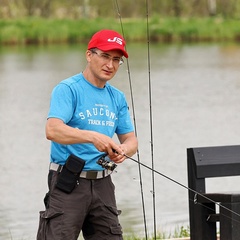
[37,170,123,240]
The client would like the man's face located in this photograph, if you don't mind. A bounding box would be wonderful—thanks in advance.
[87,49,123,83]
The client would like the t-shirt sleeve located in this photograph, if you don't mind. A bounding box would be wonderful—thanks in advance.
[47,83,75,123]
[115,97,134,135]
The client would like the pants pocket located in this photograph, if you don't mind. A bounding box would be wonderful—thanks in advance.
[36,208,64,240]
[105,204,122,216]
[105,205,123,238]
[110,224,123,235]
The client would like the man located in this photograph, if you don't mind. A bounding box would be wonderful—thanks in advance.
[37,29,138,240]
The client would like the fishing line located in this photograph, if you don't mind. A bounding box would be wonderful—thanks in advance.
[112,0,240,234]
[145,0,157,239]
[113,1,148,238]
[98,152,240,227]
[190,199,240,225]
[123,153,240,220]
[111,1,240,233]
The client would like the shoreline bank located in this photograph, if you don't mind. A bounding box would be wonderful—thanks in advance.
[1,17,240,45]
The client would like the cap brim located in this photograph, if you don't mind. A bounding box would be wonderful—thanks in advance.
[97,45,128,58]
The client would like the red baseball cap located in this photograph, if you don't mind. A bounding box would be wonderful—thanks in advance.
[88,29,128,58]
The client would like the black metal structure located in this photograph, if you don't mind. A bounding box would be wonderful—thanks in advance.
[187,145,240,240]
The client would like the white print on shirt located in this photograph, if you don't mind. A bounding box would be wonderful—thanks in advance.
[107,37,123,45]
[79,108,115,120]
[88,119,114,127]
[79,106,116,127]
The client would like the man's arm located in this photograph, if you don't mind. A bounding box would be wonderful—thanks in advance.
[117,132,138,157]
[46,118,124,155]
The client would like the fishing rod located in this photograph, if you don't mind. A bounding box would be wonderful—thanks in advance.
[125,154,240,220]
[145,0,157,239]
[112,0,240,233]
[97,154,240,222]
[113,1,148,239]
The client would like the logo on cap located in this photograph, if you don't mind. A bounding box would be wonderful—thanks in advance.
[88,29,128,58]
[108,37,123,45]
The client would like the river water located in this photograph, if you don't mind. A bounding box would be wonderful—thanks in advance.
[1,42,240,239]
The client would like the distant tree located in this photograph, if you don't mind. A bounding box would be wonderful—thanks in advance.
[219,0,235,18]
[173,0,181,17]
[0,0,240,19]
[82,0,90,18]
[22,0,36,16]
[207,0,217,16]
[40,0,52,17]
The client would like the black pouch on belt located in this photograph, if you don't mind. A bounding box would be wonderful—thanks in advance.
[56,154,85,193]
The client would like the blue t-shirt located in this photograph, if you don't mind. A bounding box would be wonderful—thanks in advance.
[48,72,134,170]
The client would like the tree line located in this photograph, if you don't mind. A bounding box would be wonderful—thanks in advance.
[0,0,239,19]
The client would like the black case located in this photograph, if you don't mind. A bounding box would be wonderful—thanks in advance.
[56,154,85,193]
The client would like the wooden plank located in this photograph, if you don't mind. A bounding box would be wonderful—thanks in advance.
[197,193,240,203]
[192,145,240,178]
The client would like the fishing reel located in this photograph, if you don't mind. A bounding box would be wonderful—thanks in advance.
[97,156,117,171]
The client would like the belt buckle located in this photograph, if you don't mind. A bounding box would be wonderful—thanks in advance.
[81,170,110,179]
[86,171,98,179]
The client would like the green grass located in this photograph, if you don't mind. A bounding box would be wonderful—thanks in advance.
[76,225,190,239]
[121,226,190,239]
[0,17,240,45]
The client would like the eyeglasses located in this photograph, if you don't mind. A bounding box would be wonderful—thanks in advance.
[91,50,124,66]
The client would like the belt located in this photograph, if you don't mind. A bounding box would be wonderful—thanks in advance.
[49,162,112,180]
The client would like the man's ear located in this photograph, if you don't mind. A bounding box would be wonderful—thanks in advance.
[86,50,92,62]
